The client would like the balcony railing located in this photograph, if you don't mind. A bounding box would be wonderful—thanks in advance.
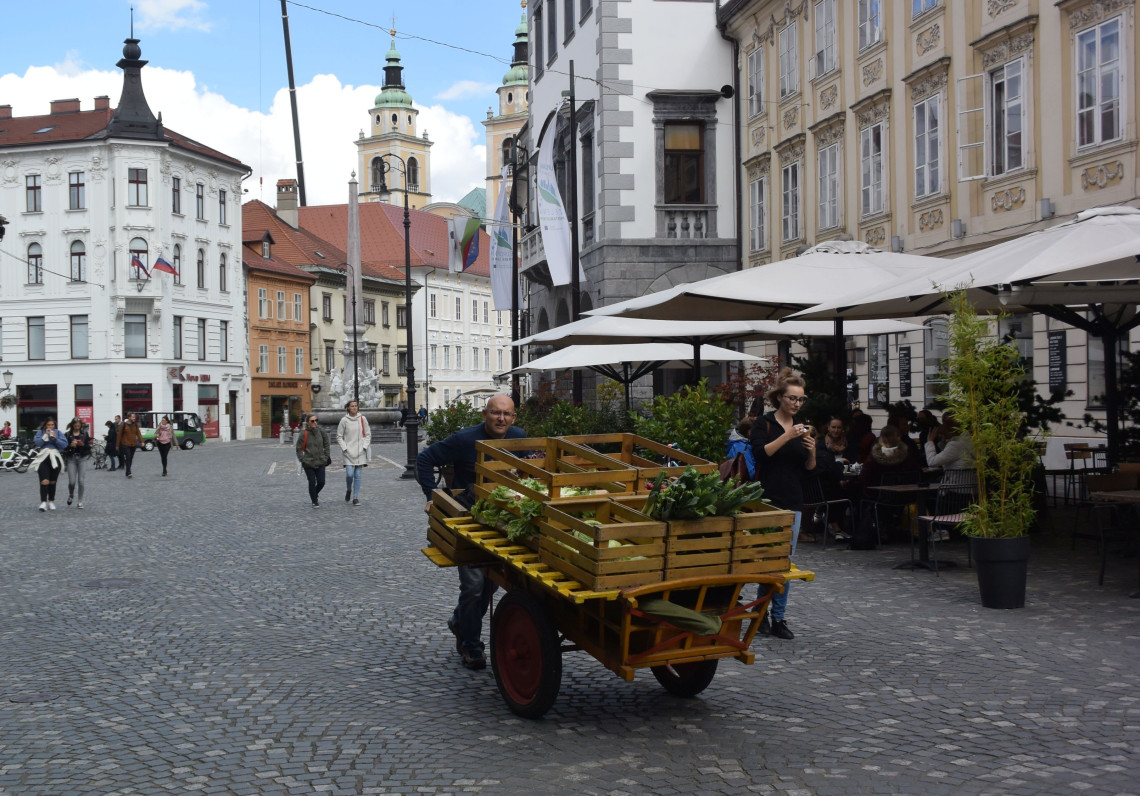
[657,204,717,239]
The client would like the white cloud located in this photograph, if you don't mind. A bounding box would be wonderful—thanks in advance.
[0,64,486,208]
[436,80,499,101]
[136,0,212,33]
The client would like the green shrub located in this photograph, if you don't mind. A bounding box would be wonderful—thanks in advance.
[425,399,483,445]
[632,379,735,463]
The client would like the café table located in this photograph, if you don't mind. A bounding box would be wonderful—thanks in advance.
[865,482,952,571]
[1089,489,1140,598]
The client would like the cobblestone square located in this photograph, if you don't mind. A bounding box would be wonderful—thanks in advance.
[1,440,1137,795]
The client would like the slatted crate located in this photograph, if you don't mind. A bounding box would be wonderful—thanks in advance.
[425,489,497,566]
[559,433,718,492]
[474,437,638,499]
[537,498,667,590]
[728,500,795,575]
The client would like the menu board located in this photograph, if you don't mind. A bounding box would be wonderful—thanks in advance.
[1048,331,1067,390]
[899,346,912,398]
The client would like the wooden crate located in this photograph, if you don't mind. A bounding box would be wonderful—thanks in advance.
[475,437,638,499]
[560,433,718,491]
[537,498,667,590]
[729,501,794,575]
[612,494,793,577]
[425,489,497,566]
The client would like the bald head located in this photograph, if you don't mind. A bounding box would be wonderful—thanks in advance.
[482,394,517,439]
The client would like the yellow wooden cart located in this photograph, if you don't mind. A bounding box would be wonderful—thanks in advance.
[424,486,814,718]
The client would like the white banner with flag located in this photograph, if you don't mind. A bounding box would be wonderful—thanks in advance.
[536,102,575,286]
[489,166,514,310]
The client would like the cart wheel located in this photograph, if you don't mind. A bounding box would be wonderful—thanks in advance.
[651,659,719,698]
[491,590,561,719]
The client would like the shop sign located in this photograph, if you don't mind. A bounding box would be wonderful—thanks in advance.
[167,366,211,383]
[268,381,300,389]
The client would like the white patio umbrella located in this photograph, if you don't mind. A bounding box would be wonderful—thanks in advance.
[585,240,943,322]
[790,205,1140,462]
[506,343,767,408]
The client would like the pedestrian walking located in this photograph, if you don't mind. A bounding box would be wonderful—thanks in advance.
[111,414,126,470]
[416,395,526,670]
[103,419,119,471]
[295,414,331,508]
[62,417,92,509]
[31,417,67,511]
[337,400,370,506]
[155,415,177,476]
[117,413,142,478]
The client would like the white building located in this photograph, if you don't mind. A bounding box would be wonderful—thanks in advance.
[0,37,249,439]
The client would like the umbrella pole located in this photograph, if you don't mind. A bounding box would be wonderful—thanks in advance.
[1103,326,1120,468]
[623,362,631,411]
[692,342,703,386]
[833,318,846,408]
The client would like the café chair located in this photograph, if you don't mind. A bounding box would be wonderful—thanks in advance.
[915,469,978,576]
[803,476,853,549]
[859,469,921,546]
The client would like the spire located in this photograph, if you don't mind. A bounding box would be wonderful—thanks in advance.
[503,11,530,87]
[107,34,163,140]
[375,32,413,108]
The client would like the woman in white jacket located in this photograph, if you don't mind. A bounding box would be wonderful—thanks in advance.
[925,412,975,472]
[337,400,371,506]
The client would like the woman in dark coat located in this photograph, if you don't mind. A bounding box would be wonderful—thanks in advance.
[750,368,815,641]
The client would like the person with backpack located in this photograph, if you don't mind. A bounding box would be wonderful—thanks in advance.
[337,400,371,507]
[723,417,756,481]
[295,415,331,508]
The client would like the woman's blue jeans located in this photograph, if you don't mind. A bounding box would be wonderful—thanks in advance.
[764,510,801,621]
[344,464,363,499]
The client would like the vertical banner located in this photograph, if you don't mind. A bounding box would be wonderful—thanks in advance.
[489,166,513,310]
[536,104,574,286]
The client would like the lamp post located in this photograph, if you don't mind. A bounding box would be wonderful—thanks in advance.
[377,154,419,478]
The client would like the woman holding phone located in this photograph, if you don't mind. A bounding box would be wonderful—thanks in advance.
[749,368,816,640]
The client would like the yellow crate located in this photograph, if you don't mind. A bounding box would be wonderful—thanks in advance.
[538,498,667,590]
[560,433,718,491]
[425,489,496,566]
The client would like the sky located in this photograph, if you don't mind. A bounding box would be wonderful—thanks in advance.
[0,0,529,207]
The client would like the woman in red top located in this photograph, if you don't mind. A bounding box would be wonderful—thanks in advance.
[155,416,177,476]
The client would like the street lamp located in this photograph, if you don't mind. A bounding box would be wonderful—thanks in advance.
[376,154,419,479]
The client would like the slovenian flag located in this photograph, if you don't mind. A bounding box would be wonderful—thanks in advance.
[152,257,178,276]
[131,255,149,277]
[448,216,482,272]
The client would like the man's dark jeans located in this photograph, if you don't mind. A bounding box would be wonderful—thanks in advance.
[451,565,493,654]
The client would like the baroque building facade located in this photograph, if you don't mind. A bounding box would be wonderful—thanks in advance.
[0,37,248,440]
[715,0,1139,446]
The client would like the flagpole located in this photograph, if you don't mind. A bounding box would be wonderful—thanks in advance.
[568,60,582,405]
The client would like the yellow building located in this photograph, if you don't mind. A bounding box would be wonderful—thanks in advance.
[357,35,433,210]
[719,0,1139,438]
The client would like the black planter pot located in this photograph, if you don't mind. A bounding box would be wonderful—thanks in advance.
[970,535,1031,609]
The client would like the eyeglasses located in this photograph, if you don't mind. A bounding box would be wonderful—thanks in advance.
[308,419,319,424]
[486,411,516,419]
[783,395,808,404]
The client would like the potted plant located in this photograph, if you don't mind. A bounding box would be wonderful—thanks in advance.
[943,290,1040,608]
[0,394,16,411]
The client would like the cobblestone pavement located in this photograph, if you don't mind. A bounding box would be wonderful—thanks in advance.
[1,440,1137,795]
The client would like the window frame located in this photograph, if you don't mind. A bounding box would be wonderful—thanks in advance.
[295,293,303,323]
[220,320,229,362]
[259,344,270,374]
[172,176,182,214]
[69,171,85,210]
[363,298,376,325]
[28,316,46,360]
[26,175,42,212]
[70,240,87,282]
[1076,16,1123,150]
[912,0,937,17]
[817,143,840,230]
[277,290,286,321]
[258,288,270,319]
[172,244,182,286]
[322,293,332,321]
[663,121,706,204]
[813,0,837,78]
[749,175,767,252]
[858,0,882,52]
[70,315,89,360]
[128,168,148,207]
[27,242,43,284]
[198,318,207,361]
[196,249,206,289]
[860,121,885,217]
[397,305,408,328]
[218,253,227,292]
[195,183,206,220]
[124,314,147,359]
[174,316,183,360]
[130,238,149,281]
[218,189,227,225]
[989,57,1025,177]
[277,345,287,374]
[914,93,942,199]
[779,22,799,98]
[868,333,890,407]
[747,48,765,118]
[295,346,304,375]
[781,160,801,242]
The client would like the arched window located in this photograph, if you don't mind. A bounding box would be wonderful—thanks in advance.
[391,112,398,128]
[172,244,182,285]
[371,157,384,192]
[502,138,514,171]
[70,241,86,282]
[27,242,43,284]
[129,237,148,280]
[218,253,227,292]
[196,248,206,289]
[407,157,419,191]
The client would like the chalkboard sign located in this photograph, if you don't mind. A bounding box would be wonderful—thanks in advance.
[899,346,912,398]
[1048,331,1067,390]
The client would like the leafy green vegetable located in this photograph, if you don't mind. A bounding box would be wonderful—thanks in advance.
[643,466,767,521]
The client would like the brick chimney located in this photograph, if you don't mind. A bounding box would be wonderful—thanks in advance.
[50,98,81,114]
[0,106,11,120]
[93,96,110,111]
[276,179,299,227]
